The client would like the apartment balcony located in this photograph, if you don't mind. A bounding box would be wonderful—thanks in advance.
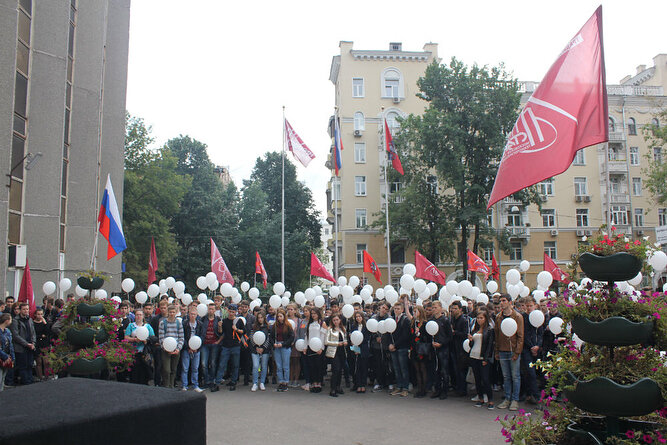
[507,226,530,239]
[327,238,341,253]
[601,160,628,174]
[608,131,626,142]
[607,85,664,96]
[603,192,631,205]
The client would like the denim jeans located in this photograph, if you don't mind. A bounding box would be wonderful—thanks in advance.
[200,344,220,386]
[390,348,410,390]
[499,351,521,401]
[521,350,540,399]
[273,347,291,384]
[216,346,240,384]
[181,350,201,388]
[252,353,270,384]
[15,351,33,385]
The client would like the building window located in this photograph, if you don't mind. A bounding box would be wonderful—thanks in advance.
[426,175,438,195]
[354,112,364,131]
[576,209,589,227]
[572,150,585,165]
[352,78,364,97]
[654,147,663,164]
[385,111,401,131]
[509,242,522,261]
[331,180,341,201]
[574,177,588,196]
[608,144,625,161]
[355,208,367,228]
[390,182,404,203]
[541,209,555,227]
[483,247,493,262]
[382,68,402,99]
[634,208,644,227]
[627,117,637,135]
[630,147,639,166]
[652,118,660,128]
[507,212,522,227]
[659,208,667,226]
[391,243,405,263]
[356,244,366,264]
[544,241,557,259]
[354,176,366,196]
[609,175,623,194]
[611,205,628,225]
[608,116,615,133]
[487,209,493,227]
[632,177,642,196]
[354,142,366,163]
[538,178,554,196]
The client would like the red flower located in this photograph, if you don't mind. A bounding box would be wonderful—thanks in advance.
[626,431,635,439]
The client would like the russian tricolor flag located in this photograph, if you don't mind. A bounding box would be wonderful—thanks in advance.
[98,174,126,260]
[333,117,343,176]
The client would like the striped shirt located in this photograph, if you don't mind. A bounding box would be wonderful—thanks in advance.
[159,318,184,351]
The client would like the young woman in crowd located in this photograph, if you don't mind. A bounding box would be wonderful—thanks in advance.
[250,310,271,391]
[324,313,347,397]
[286,304,301,387]
[0,313,14,391]
[270,308,294,392]
[468,309,495,409]
[411,305,431,398]
[350,311,371,393]
[305,307,326,393]
[125,308,155,385]
[33,307,51,381]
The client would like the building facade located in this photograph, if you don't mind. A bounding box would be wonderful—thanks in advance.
[328,43,666,291]
[0,0,131,298]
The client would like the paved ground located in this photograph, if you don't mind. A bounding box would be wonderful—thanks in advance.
[205,383,508,445]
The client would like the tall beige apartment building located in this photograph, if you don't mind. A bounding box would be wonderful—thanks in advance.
[327,42,667,291]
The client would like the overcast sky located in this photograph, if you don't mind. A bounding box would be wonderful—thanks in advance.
[125,0,666,216]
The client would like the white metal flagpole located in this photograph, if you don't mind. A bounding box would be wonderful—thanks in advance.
[281,106,286,284]
[382,113,392,285]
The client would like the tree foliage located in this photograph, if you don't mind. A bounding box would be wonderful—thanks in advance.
[643,109,667,206]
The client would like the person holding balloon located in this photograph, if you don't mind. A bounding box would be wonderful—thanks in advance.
[467,310,495,409]
[249,311,272,391]
[494,295,524,411]
[520,297,544,404]
[270,308,294,392]
[388,302,411,397]
[305,307,326,393]
[410,306,431,398]
[324,314,347,397]
[349,311,370,393]
[158,304,185,389]
[428,301,452,400]
[125,308,155,385]
[181,305,205,392]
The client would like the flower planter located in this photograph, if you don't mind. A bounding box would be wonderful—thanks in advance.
[565,371,663,418]
[67,357,107,375]
[76,302,106,317]
[65,327,109,347]
[571,316,653,346]
[567,417,661,445]
[77,276,105,290]
[578,252,642,283]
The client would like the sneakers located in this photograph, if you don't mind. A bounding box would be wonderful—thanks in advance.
[251,384,258,392]
[487,402,495,410]
[193,387,203,393]
[301,383,310,391]
[229,384,236,391]
[509,400,519,411]
[259,383,266,391]
[372,384,381,392]
[388,384,395,390]
[497,399,510,409]
[181,387,188,391]
[471,395,480,402]
[210,384,220,392]
[474,401,484,408]
[400,390,409,397]
[390,388,402,396]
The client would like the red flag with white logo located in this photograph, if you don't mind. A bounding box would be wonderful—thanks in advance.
[148,237,158,287]
[310,252,336,283]
[488,6,607,208]
[467,250,491,279]
[491,254,500,281]
[414,250,446,285]
[362,250,382,284]
[210,238,234,285]
[384,119,404,175]
[255,251,268,289]
[18,258,35,316]
[285,119,316,167]
[544,252,572,284]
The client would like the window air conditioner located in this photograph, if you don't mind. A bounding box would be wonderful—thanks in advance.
[636,229,644,236]
[576,230,585,237]
[583,195,591,202]
[393,97,400,103]
[354,130,361,137]
[584,230,593,236]
[575,195,583,202]
[550,229,558,236]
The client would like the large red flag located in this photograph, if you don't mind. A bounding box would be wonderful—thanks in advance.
[414,250,446,285]
[362,251,382,284]
[310,253,336,283]
[18,259,35,316]
[488,6,607,208]
[384,119,404,175]
[491,254,500,281]
[147,237,158,286]
[544,253,572,284]
[255,251,268,289]
[467,250,491,279]
[210,238,234,285]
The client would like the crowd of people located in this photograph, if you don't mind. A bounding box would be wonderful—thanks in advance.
[0,290,564,411]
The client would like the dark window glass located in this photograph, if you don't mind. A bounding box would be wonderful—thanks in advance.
[19,0,32,14]
[13,114,26,136]
[390,244,405,263]
[11,135,25,179]
[8,213,21,244]
[61,160,68,196]
[64,108,70,144]
[18,10,30,44]
[9,180,22,212]
[14,72,28,117]
[68,23,74,57]
[16,41,29,75]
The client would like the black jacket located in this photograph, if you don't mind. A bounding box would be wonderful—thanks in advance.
[249,325,272,354]
[431,314,453,351]
[182,318,205,348]
[389,314,412,350]
[470,326,495,362]
[269,323,294,348]
[451,314,469,354]
[522,312,545,352]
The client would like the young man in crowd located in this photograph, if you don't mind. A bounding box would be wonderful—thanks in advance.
[3,297,14,314]
[214,304,245,392]
[494,295,524,411]
[449,300,469,397]
[9,303,36,385]
[158,304,184,388]
[238,300,254,386]
[370,302,391,392]
[150,299,169,386]
[388,302,411,397]
[201,303,222,391]
[182,305,204,392]
[521,296,544,404]
[430,300,453,400]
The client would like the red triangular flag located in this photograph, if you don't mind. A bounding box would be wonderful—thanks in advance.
[255,251,268,289]
[491,254,500,281]
[147,237,158,287]
[310,253,336,283]
[488,6,607,208]
[210,238,234,285]
[18,259,35,316]
[467,250,491,279]
[544,253,571,284]
[384,119,404,175]
[414,250,446,285]
[362,250,382,284]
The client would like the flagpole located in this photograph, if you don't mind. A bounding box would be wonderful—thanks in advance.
[333,107,339,280]
[382,110,393,286]
[281,106,286,284]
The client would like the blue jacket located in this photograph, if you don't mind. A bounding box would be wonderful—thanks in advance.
[0,327,15,361]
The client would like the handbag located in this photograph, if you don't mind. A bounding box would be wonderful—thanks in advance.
[1,357,13,369]
[325,345,337,359]
[142,349,153,367]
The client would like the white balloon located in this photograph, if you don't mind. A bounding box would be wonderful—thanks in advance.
[196,276,207,290]
[240,282,250,293]
[220,282,233,297]
[59,278,72,292]
[342,304,354,319]
[529,310,545,328]
[273,282,285,296]
[168,297,174,304]
[313,295,325,308]
[377,320,387,334]
[400,274,415,290]
[506,269,521,285]
[385,289,398,305]
[414,279,427,294]
[352,294,362,305]
[649,251,667,272]
[470,286,480,300]
[252,331,266,346]
[548,317,564,335]
[294,338,306,352]
[375,288,385,300]
[135,291,148,304]
[519,260,531,272]
[147,284,160,298]
[269,295,281,309]
[43,281,56,296]
[165,277,176,289]
[189,335,202,350]
[281,296,289,307]
[537,271,554,289]
[427,282,438,296]
[363,284,374,294]
[111,296,122,304]
[249,299,261,311]
[348,276,360,289]
[519,286,530,298]
[384,318,397,333]
[399,288,409,297]
[403,263,417,276]
[366,318,379,333]
[663,283,667,293]
[206,299,214,306]
[196,303,207,317]
[463,339,471,353]
[533,290,545,303]
[360,288,371,300]
[75,285,87,297]
[461,300,468,308]
[337,276,347,287]
[476,293,489,305]
[284,290,291,299]
[363,294,373,305]
[249,287,260,300]
[192,293,204,304]
[329,286,340,298]
[313,286,323,296]
[163,337,177,352]
[628,272,642,287]
[304,288,316,301]
[418,288,430,300]
[425,320,439,336]
[341,285,354,300]
[159,281,168,294]
[308,337,323,352]
[486,281,498,294]
[617,281,629,292]
[446,281,459,296]
[288,319,296,330]
[208,281,219,292]
[121,278,135,293]
[294,292,306,306]
[173,281,186,295]
[95,289,107,299]
[508,284,520,299]
[350,330,363,346]
[205,272,218,286]
[181,293,193,306]
[458,280,472,297]
[134,325,149,341]
[501,318,518,337]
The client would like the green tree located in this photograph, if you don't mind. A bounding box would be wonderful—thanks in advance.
[643,109,667,206]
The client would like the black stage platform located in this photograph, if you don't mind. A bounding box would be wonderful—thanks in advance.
[0,377,206,445]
